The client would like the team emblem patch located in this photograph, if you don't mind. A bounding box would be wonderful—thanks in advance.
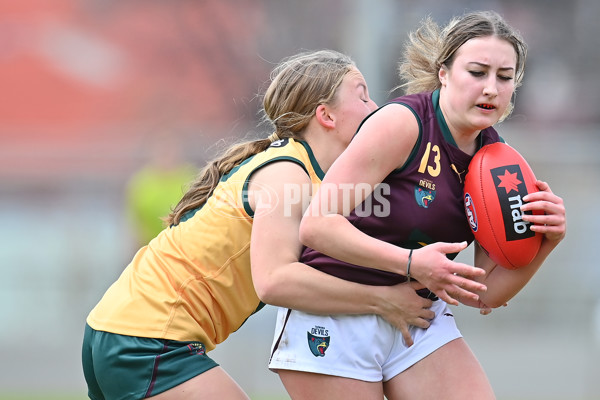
[187,342,206,355]
[307,325,330,357]
[414,185,436,208]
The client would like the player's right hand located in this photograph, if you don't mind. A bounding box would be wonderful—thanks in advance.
[409,242,487,306]
[376,281,435,346]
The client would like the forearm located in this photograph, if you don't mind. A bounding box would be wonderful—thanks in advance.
[300,213,409,276]
[256,260,383,316]
[478,239,558,308]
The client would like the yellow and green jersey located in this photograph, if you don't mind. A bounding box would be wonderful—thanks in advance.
[87,138,324,351]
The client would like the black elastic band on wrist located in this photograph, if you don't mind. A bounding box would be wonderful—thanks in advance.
[406,249,413,282]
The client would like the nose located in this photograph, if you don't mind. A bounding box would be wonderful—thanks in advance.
[483,77,498,97]
[368,98,378,111]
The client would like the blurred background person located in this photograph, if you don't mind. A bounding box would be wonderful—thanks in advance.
[125,130,195,247]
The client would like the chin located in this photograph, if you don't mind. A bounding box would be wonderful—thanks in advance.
[472,115,500,129]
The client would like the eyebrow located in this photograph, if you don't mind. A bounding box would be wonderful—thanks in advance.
[354,82,368,94]
[468,62,514,71]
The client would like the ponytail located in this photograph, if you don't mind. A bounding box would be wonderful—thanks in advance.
[165,49,355,226]
[397,16,444,94]
[165,136,273,226]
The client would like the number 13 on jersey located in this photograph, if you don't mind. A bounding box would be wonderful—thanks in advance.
[418,142,441,177]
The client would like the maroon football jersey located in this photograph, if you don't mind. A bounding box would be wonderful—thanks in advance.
[301,90,502,285]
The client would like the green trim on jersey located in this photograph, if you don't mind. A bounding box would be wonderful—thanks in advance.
[432,89,457,147]
[298,140,325,180]
[393,103,423,172]
[180,140,321,223]
[221,155,254,183]
[241,156,310,217]
[359,101,424,175]
[240,140,321,217]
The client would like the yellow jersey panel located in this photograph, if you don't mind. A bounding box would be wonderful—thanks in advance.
[87,139,323,351]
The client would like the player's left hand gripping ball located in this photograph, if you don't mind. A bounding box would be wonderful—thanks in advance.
[463,142,543,269]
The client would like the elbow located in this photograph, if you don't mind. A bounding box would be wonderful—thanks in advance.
[481,293,513,309]
[299,215,321,250]
[484,299,506,309]
[253,274,277,305]
[252,266,288,306]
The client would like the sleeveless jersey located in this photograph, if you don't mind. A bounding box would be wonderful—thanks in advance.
[302,90,502,285]
[87,138,324,351]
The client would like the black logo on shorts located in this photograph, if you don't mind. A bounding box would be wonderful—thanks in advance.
[307,325,330,357]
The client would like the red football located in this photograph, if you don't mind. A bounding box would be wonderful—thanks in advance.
[463,142,543,269]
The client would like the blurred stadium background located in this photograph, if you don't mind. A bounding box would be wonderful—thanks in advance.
[1,0,598,399]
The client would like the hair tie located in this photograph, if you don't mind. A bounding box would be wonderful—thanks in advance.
[268,132,280,142]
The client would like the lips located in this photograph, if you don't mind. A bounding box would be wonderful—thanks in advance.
[477,103,495,110]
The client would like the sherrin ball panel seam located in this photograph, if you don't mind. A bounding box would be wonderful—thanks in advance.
[477,146,503,268]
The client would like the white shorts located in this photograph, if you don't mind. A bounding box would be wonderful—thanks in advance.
[268,300,461,382]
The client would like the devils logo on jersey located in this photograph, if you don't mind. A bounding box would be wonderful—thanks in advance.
[414,185,436,208]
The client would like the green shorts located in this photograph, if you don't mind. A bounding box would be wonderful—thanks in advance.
[82,324,219,400]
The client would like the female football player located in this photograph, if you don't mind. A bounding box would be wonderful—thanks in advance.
[82,49,454,400]
[270,11,567,400]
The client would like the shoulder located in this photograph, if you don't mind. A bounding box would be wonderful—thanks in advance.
[388,92,433,114]
[362,91,433,134]
[229,138,309,178]
[345,102,420,172]
[247,141,313,194]
[357,102,420,147]
[258,138,312,166]
[246,158,311,214]
[250,159,310,187]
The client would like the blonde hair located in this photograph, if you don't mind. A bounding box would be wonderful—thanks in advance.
[398,10,527,120]
[165,50,355,225]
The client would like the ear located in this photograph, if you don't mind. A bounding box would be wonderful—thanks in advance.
[438,65,448,87]
[315,104,336,130]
